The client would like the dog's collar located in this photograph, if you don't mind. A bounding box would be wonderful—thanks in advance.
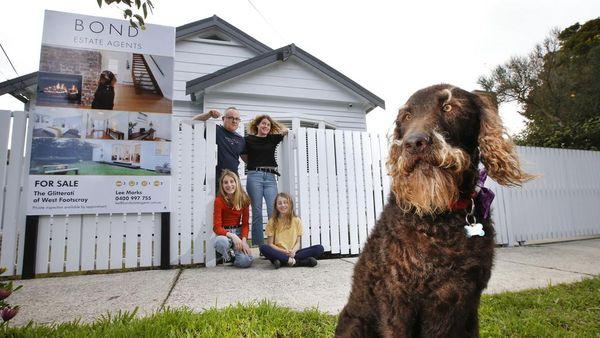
[450,192,477,211]
[450,169,495,220]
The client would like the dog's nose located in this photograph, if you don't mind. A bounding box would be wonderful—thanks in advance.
[404,132,431,154]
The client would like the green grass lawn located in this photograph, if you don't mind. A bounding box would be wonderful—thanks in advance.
[6,277,599,337]
[68,161,164,176]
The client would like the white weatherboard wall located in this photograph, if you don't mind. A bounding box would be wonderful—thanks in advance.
[2,113,600,277]
[172,37,260,117]
[204,93,367,131]
[204,58,370,131]
[174,39,259,100]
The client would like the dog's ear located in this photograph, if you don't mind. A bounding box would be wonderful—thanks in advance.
[474,90,534,186]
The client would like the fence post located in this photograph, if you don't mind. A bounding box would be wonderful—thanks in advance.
[22,215,39,279]
[160,212,170,269]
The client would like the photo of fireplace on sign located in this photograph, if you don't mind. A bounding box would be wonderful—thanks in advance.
[36,45,174,114]
[29,138,170,176]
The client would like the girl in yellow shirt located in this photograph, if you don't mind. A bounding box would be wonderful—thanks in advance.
[259,193,324,269]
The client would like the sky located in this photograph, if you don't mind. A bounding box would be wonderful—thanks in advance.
[1,0,599,136]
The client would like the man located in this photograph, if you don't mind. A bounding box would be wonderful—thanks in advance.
[192,107,245,181]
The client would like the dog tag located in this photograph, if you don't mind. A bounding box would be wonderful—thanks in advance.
[464,223,485,238]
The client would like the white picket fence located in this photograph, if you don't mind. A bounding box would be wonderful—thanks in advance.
[287,127,600,251]
[0,112,219,277]
[1,111,600,277]
[487,146,600,244]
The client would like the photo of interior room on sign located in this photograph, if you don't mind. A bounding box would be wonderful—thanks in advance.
[32,109,85,139]
[84,110,128,140]
[128,112,171,141]
[36,45,174,114]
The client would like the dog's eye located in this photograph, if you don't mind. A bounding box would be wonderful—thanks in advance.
[402,113,412,122]
[442,104,452,112]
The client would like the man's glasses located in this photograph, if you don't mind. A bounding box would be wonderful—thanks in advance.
[224,116,241,122]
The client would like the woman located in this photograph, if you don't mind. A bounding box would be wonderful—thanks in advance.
[213,169,253,268]
[259,193,324,268]
[243,115,288,246]
[91,70,116,110]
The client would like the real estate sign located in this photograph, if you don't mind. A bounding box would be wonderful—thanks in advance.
[26,10,175,215]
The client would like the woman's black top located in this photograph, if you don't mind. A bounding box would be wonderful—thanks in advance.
[243,134,284,170]
[91,85,115,110]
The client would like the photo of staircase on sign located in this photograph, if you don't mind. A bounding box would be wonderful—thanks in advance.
[132,54,163,96]
[108,52,173,114]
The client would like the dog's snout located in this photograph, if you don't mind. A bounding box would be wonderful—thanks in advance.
[404,132,431,154]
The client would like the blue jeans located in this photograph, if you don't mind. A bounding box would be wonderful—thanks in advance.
[259,244,324,264]
[214,227,253,268]
[246,171,278,246]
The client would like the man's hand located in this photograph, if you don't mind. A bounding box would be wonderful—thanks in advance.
[207,109,221,119]
[192,109,221,121]
[289,249,296,258]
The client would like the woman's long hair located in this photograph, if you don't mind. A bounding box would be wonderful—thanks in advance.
[271,193,296,231]
[217,170,250,210]
[247,114,287,135]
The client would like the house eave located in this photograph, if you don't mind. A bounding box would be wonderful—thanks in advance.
[176,15,271,54]
[0,72,38,103]
[185,44,385,110]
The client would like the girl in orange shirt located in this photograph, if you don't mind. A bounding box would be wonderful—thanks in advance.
[213,170,253,267]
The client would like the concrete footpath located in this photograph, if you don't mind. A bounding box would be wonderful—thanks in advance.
[9,238,600,326]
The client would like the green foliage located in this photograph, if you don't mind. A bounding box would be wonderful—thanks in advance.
[0,267,22,328]
[96,0,154,30]
[479,18,600,150]
[5,277,600,337]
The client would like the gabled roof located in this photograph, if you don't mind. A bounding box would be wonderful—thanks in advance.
[0,72,37,104]
[176,15,271,54]
[186,44,385,110]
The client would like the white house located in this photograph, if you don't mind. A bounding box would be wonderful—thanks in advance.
[0,14,387,276]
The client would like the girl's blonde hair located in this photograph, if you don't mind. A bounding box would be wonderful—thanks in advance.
[218,170,250,210]
[247,114,287,135]
[271,192,296,230]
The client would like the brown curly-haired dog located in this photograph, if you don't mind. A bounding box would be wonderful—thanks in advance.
[335,84,533,338]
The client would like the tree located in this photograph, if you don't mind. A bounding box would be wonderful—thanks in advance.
[96,0,154,29]
[479,18,600,150]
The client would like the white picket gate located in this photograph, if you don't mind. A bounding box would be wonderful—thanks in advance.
[287,128,390,254]
[2,112,600,277]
